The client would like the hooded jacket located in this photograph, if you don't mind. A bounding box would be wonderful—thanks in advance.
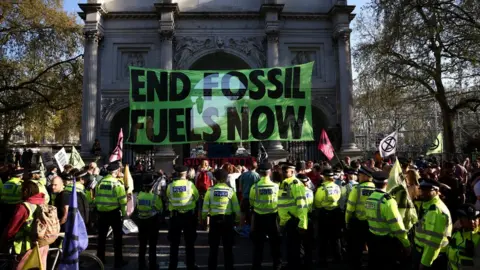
[6,193,45,239]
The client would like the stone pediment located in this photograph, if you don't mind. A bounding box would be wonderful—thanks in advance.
[174,36,266,69]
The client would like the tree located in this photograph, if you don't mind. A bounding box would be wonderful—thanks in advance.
[354,0,480,155]
[0,0,83,149]
[0,0,82,113]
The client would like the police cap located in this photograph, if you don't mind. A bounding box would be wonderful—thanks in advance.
[344,167,358,175]
[297,174,309,182]
[419,178,441,190]
[456,204,480,220]
[75,169,89,179]
[258,163,272,172]
[106,162,120,172]
[358,165,373,177]
[174,165,188,173]
[30,169,40,174]
[13,168,24,176]
[372,171,389,183]
[322,169,334,177]
[281,162,296,170]
[295,161,306,171]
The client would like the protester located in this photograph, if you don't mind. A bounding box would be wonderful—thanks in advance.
[236,161,259,237]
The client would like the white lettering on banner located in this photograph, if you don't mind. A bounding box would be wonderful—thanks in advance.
[54,147,68,172]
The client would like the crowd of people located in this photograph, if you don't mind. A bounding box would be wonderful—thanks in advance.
[0,153,479,270]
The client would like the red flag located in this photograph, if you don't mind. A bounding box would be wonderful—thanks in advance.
[109,128,123,162]
[318,129,334,161]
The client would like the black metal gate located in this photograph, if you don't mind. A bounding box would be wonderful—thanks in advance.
[286,141,325,163]
[123,145,156,172]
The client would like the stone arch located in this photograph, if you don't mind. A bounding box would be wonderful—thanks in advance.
[179,47,261,70]
[101,98,129,132]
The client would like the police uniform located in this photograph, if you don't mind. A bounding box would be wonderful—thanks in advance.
[202,169,240,270]
[315,169,343,265]
[278,163,308,270]
[249,163,282,270]
[365,171,410,270]
[446,204,480,270]
[137,177,163,270]
[95,162,128,268]
[0,169,24,229]
[413,179,452,270]
[167,165,200,270]
[298,174,315,269]
[345,165,375,270]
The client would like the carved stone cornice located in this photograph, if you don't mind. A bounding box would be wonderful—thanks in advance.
[266,33,279,43]
[159,30,175,42]
[84,30,103,43]
[178,12,260,19]
[327,5,356,22]
[333,27,352,41]
[281,13,329,20]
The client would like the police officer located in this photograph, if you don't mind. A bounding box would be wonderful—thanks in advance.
[0,169,24,229]
[414,178,452,270]
[446,204,480,270]
[28,170,50,205]
[137,176,163,270]
[202,168,240,270]
[315,169,342,266]
[167,165,199,270]
[95,162,128,268]
[365,171,411,270]
[249,163,281,270]
[345,165,375,270]
[278,162,308,270]
[298,174,314,269]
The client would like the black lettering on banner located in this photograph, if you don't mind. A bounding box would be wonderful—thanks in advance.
[203,73,218,100]
[185,108,202,141]
[168,108,186,142]
[267,68,283,99]
[251,106,275,140]
[170,72,191,101]
[146,71,168,102]
[284,67,293,98]
[248,70,266,100]
[222,71,248,100]
[202,107,221,142]
[275,106,306,139]
[226,107,249,140]
[292,66,305,99]
[131,69,146,102]
[128,110,145,143]
[147,109,168,143]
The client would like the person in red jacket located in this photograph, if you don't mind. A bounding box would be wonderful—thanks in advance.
[0,180,48,270]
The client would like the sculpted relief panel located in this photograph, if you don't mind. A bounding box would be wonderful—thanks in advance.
[291,51,318,76]
[174,36,266,69]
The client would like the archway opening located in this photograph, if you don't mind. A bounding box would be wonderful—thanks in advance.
[178,51,257,161]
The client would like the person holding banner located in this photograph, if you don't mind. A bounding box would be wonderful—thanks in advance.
[167,165,200,270]
[95,162,128,268]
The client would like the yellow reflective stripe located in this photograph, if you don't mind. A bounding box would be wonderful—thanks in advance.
[370,226,390,233]
[415,237,442,249]
[255,207,278,213]
[347,200,356,205]
[417,227,445,239]
[210,201,229,205]
[387,218,399,224]
[278,202,295,207]
[297,205,308,209]
[96,202,119,206]
[296,196,306,201]
[346,209,355,213]
[202,209,209,213]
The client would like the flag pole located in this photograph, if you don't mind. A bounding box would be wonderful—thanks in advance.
[333,150,345,169]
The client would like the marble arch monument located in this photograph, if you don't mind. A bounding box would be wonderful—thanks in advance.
[79,0,360,168]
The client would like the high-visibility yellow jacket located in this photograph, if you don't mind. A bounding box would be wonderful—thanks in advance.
[1,177,23,204]
[278,177,308,230]
[447,227,480,270]
[65,182,85,194]
[202,183,240,222]
[365,190,409,247]
[314,180,341,210]
[13,202,36,255]
[95,175,127,216]
[346,181,375,223]
[31,179,50,205]
[136,191,163,219]
[415,195,452,267]
[249,177,279,214]
[167,179,199,212]
[305,186,314,213]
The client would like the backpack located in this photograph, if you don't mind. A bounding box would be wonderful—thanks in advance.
[196,170,212,193]
[29,203,61,247]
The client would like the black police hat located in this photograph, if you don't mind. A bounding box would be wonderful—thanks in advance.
[13,169,24,176]
[30,169,40,174]
[358,165,373,177]
[322,169,334,177]
[213,169,229,181]
[297,174,309,182]
[344,167,358,175]
[295,161,306,171]
[174,165,188,173]
[258,163,272,172]
[281,162,296,170]
[456,204,480,220]
[419,178,441,190]
[106,162,120,172]
[372,171,389,183]
[75,170,89,179]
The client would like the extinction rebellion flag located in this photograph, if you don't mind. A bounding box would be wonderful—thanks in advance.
[318,129,334,161]
[128,63,314,145]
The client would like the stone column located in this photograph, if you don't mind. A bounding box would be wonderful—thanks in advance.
[336,28,361,156]
[154,1,179,172]
[81,30,100,156]
[262,2,288,163]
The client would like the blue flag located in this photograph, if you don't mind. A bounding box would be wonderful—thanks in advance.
[59,179,89,270]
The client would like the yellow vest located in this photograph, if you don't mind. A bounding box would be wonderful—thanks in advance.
[277,177,308,230]
[314,181,341,210]
[202,183,240,221]
[167,179,199,212]
[31,180,50,205]
[136,191,163,219]
[95,175,127,216]
[249,177,279,214]
[447,228,480,270]
[346,181,375,223]
[1,177,23,204]
[13,202,36,255]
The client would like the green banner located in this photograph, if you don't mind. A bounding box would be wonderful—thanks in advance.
[128,62,314,145]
